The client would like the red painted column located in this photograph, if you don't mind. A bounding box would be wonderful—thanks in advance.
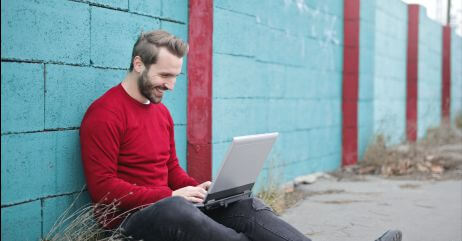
[342,0,360,166]
[406,5,419,142]
[187,0,213,183]
[442,25,451,124]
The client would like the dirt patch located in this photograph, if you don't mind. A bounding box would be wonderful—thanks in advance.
[399,183,421,189]
[332,126,462,181]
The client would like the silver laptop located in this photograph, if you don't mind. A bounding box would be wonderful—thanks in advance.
[195,132,279,209]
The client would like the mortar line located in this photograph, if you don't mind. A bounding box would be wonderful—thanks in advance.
[1,58,128,70]
[67,0,185,24]
[254,59,305,68]
[213,52,255,58]
[1,127,80,136]
[40,199,44,238]
[1,190,85,208]
[214,6,256,18]
[43,64,47,130]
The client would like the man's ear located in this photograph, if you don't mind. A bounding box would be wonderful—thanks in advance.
[133,56,145,73]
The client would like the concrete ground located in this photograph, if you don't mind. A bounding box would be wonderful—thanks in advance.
[281,176,462,241]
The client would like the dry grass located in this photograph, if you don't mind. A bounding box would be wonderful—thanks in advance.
[256,158,308,215]
[42,189,148,241]
[456,112,462,130]
[355,124,462,178]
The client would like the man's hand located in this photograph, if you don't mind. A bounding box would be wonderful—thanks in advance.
[197,181,212,191]
[172,186,207,203]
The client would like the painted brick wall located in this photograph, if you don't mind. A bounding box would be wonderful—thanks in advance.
[451,30,462,123]
[372,0,408,144]
[358,0,408,159]
[1,0,188,239]
[358,0,376,159]
[212,0,344,189]
[417,7,443,138]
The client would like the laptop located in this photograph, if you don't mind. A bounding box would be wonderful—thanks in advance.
[194,132,279,209]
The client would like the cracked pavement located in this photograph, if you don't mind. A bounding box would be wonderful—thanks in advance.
[281,176,462,241]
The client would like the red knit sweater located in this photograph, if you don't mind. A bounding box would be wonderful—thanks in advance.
[80,84,198,228]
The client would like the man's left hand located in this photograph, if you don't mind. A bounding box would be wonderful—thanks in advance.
[196,181,212,191]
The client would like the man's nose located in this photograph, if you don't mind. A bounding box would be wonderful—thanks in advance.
[164,79,176,90]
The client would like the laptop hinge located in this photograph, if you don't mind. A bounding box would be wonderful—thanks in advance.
[204,190,252,210]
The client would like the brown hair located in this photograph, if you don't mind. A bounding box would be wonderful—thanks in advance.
[129,30,189,71]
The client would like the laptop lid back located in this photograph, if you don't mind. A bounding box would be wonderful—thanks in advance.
[206,133,279,201]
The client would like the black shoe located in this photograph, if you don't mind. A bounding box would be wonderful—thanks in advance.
[375,230,402,241]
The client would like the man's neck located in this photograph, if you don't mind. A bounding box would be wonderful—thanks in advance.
[122,72,150,104]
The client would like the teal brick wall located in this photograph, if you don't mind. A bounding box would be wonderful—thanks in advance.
[417,7,442,138]
[451,30,462,123]
[212,0,344,190]
[3,0,460,239]
[372,0,408,145]
[1,0,189,239]
[359,0,408,159]
[358,0,376,159]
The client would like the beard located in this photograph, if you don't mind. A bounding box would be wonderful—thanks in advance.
[137,70,163,104]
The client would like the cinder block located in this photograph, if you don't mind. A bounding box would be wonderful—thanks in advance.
[1,0,90,64]
[213,54,259,98]
[213,99,269,142]
[1,62,44,134]
[283,67,311,99]
[54,131,86,194]
[358,100,374,125]
[359,22,375,49]
[266,63,286,98]
[42,192,91,237]
[1,130,84,205]
[161,21,188,42]
[162,0,188,23]
[129,0,161,17]
[215,0,257,17]
[1,132,55,205]
[173,125,187,169]
[89,0,128,10]
[91,7,160,68]
[213,8,256,57]
[1,201,42,241]
[45,64,125,129]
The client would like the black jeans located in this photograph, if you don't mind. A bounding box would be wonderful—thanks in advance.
[121,196,311,241]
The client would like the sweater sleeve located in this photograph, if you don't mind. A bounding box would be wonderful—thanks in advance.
[165,109,199,190]
[80,107,172,211]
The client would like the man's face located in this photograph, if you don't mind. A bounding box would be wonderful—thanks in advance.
[138,47,183,104]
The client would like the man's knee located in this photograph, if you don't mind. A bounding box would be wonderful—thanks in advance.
[156,196,191,209]
[153,197,202,224]
[230,197,273,213]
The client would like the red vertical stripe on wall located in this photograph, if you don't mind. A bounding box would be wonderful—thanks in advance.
[442,25,451,123]
[406,5,419,142]
[342,0,360,166]
[187,0,213,183]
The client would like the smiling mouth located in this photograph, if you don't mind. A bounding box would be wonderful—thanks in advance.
[154,86,167,96]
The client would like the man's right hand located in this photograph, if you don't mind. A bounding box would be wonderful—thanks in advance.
[172,186,207,203]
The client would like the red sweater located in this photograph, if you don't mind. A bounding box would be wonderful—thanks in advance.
[80,84,198,228]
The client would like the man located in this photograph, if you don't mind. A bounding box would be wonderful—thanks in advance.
[80,30,402,241]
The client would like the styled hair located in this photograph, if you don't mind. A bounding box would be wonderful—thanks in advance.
[129,30,189,71]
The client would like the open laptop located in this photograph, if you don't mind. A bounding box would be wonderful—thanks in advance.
[194,132,279,209]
